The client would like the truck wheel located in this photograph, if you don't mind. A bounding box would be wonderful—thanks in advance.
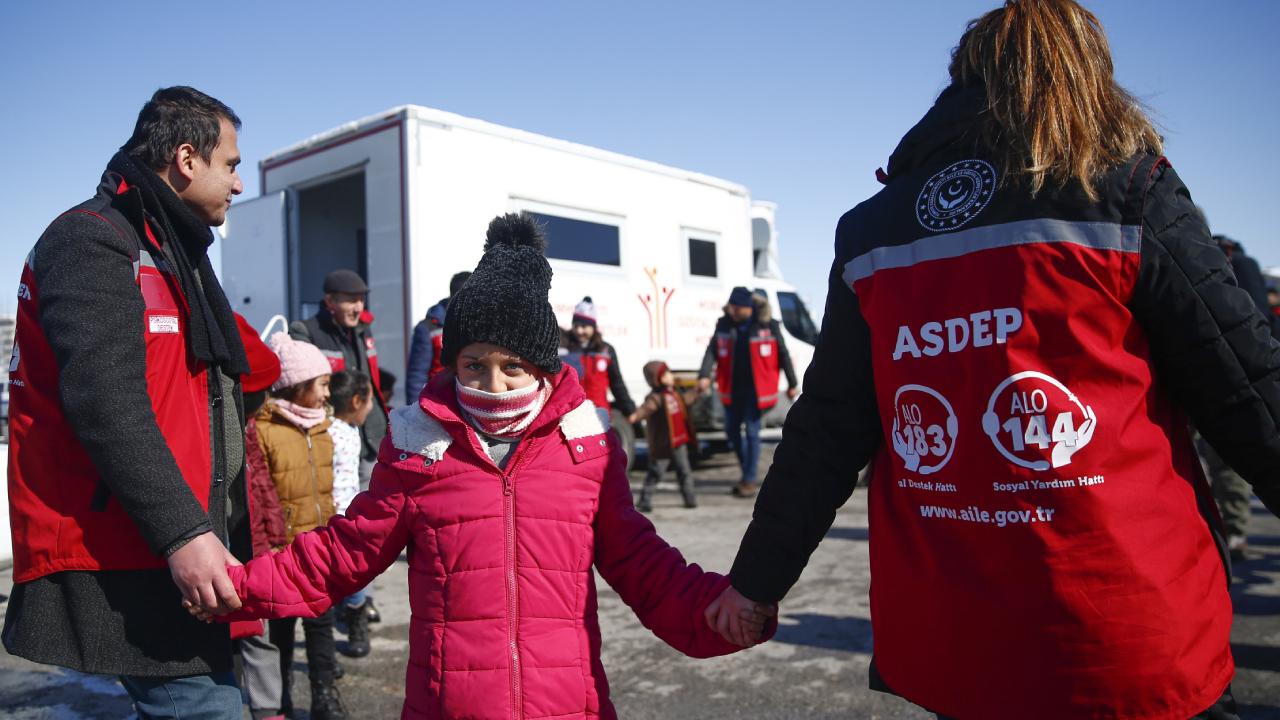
[610,408,636,472]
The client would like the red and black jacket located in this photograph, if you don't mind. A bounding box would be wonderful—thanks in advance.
[561,338,636,416]
[291,309,389,461]
[699,312,798,410]
[8,170,247,583]
[730,83,1280,719]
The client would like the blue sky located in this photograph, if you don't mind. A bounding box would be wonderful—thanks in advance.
[1,1,1277,322]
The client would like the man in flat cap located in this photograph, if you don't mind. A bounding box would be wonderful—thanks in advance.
[291,269,389,487]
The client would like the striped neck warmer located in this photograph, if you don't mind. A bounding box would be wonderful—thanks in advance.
[455,378,552,439]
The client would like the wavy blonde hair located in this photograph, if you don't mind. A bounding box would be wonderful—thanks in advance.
[950,0,1162,199]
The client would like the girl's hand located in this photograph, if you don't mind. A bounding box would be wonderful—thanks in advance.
[705,585,776,647]
[181,598,217,623]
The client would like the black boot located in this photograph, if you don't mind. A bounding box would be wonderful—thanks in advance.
[339,601,371,658]
[365,597,381,624]
[681,490,698,509]
[310,681,349,720]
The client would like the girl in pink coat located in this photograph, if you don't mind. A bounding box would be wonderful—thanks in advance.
[203,215,774,719]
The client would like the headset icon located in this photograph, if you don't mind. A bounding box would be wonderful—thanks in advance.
[982,370,1096,471]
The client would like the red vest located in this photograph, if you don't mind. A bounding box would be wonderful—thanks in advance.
[427,326,446,380]
[714,330,780,409]
[663,390,690,449]
[846,156,1231,718]
[577,351,613,410]
[8,185,213,583]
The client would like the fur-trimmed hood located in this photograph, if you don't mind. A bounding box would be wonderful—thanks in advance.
[720,292,772,326]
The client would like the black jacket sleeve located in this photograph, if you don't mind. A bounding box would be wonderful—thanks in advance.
[405,320,433,405]
[34,213,211,555]
[1128,164,1280,516]
[699,324,718,380]
[604,343,636,416]
[771,319,799,388]
[729,251,882,603]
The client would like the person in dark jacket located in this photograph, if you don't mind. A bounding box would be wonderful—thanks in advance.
[560,296,637,417]
[290,269,389,488]
[706,2,1279,717]
[404,270,470,404]
[3,87,251,717]
[697,287,798,498]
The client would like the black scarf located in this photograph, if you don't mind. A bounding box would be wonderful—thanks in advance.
[107,151,250,377]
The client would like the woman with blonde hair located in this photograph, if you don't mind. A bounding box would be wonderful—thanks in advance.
[707,0,1279,717]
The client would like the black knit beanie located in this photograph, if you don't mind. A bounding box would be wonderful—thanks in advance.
[442,214,562,374]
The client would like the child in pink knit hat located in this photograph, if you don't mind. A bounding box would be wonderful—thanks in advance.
[249,332,345,718]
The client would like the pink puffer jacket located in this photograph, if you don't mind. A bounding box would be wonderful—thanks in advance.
[224,367,758,718]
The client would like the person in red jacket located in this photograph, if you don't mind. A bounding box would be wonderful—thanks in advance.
[712,2,1280,719]
[189,214,776,718]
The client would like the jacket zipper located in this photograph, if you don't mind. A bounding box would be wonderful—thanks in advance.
[502,472,521,720]
[497,440,538,720]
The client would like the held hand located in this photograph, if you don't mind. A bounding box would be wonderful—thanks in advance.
[167,532,242,615]
[181,598,216,623]
[786,387,798,400]
[705,585,776,647]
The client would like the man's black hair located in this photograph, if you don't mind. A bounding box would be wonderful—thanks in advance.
[122,86,241,171]
[449,271,472,297]
[330,370,372,415]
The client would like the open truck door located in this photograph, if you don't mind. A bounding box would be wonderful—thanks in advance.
[217,190,292,332]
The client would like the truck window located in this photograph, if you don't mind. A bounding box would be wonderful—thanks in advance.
[777,291,819,345]
[688,237,717,277]
[524,211,620,266]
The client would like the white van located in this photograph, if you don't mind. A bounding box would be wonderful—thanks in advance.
[218,105,817,446]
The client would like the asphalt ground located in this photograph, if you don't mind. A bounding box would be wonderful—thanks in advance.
[1,443,1277,719]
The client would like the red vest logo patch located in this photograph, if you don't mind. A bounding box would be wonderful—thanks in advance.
[148,315,180,334]
[982,371,1097,471]
[890,383,958,476]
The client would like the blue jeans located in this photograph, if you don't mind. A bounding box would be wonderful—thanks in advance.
[119,671,242,719]
[723,402,763,485]
[343,587,367,608]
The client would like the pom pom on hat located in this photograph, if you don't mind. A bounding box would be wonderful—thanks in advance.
[572,296,597,327]
[268,332,333,392]
[442,214,562,374]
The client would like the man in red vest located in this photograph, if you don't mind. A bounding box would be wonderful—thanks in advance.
[5,87,251,717]
[290,269,389,488]
[697,287,798,498]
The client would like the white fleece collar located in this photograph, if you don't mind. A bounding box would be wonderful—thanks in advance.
[389,404,453,461]
[559,401,610,440]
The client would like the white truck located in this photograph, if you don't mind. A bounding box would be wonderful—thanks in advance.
[218,105,819,447]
